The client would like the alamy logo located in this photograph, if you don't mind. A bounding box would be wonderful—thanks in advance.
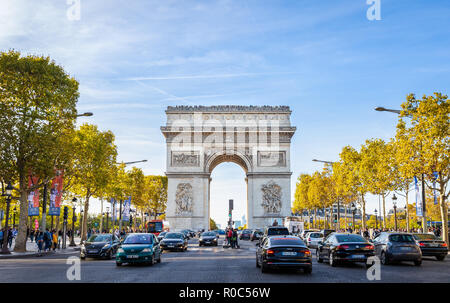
[66,0,81,21]
[66,256,81,281]
[366,256,381,281]
[366,0,381,21]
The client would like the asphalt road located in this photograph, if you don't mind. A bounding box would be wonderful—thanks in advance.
[0,236,449,283]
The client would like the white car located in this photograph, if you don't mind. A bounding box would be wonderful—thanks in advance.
[305,232,324,249]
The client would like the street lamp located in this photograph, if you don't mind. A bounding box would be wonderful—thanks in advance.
[76,112,93,117]
[374,107,401,114]
[392,194,398,231]
[105,206,110,233]
[351,202,357,233]
[12,206,17,229]
[69,198,77,247]
[374,209,378,229]
[1,182,14,254]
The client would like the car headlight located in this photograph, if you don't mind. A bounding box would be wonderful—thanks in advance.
[117,248,124,253]
[102,244,110,249]
[142,248,152,253]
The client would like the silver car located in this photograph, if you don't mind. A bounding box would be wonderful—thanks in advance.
[305,232,324,249]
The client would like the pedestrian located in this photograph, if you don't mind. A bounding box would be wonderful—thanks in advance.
[36,232,44,253]
[0,228,4,249]
[30,229,35,242]
[227,228,232,246]
[7,227,13,248]
[52,230,58,251]
[43,229,52,251]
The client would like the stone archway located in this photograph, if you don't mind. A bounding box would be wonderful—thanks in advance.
[161,105,296,231]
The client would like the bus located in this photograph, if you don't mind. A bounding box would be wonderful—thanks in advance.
[146,220,163,236]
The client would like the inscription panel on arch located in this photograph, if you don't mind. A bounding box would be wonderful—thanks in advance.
[171,151,200,167]
[257,151,286,167]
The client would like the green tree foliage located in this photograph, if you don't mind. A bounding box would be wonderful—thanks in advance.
[210,218,218,230]
[0,51,79,252]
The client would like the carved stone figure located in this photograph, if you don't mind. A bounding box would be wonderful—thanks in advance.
[172,152,200,167]
[175,183,193,215]
[261,181,282,214]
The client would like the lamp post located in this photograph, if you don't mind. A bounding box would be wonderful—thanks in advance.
[393,194,398,231]
[1,182,14,254]
[12,206,17,229]
[374,107,426,232]
[351,202,356,233]
[374,209,378,229]
[105,206,110,233]
[69,198,77,247]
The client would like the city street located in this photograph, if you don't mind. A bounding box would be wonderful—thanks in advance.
[0,236,448,283]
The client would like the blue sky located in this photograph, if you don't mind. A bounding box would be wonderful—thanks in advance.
[1,0,449,227]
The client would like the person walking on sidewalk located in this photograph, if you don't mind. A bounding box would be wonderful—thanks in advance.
[52,230,58,251]
[36,232,44,253]
[43,229,52,252]
[0,228,4,249]
[7,227,14,248]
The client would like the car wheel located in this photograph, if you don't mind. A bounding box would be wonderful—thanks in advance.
[316,250,323,263]
[148,255,155,266]
[436,255,446,261]
[329,252,337,267]
[107,250,113,260]
[157,253,161,263]
[261,262,268,273]
[256,255,260,268]
[303,267,312,274]
[80,256,86,260]
[199,243,202,247]
[116,262,122,266]
[185,246,188,251]
[381,251,389,265]
[414,259,422,266]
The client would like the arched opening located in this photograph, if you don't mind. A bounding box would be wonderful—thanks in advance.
[209,162,247,230]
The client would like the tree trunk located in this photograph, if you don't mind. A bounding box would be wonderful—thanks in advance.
[382,194,386,229]
[405,190,410,232]
[81,192,90,243]
[14,172,30,252]
[99,198,103,233]
[439,192,448,246]
[361,195,366,231]
[314,209,317,229]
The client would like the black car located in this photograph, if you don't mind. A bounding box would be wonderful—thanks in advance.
[239,229,253,240]
[372,232,422,266]
[160,232,188,251]
[317,233,374,267]
[320,229,335,239]
[180,229,191,239]
[80,234,120,260]
[157,231,168,242]
[256,235,312,274]
[250,229,263,241]
[413,233,448,261]
[199,231,219,246]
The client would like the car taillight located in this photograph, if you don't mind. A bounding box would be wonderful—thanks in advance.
[337,245,349,250]
[304,250,311,256]
[366,245,374,250]
[419,242,426,247]
[441,243,448,247]
[267,249,275,255]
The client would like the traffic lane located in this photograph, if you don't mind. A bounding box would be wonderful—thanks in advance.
[0,240,448,283]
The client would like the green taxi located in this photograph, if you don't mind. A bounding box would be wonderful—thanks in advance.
[116,233,162,266]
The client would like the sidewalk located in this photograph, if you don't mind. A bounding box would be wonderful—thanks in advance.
[0,237,82,259]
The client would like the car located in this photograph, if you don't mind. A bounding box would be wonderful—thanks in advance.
[412,233,448,261]
[80,234,120,260]
[320,229,335,239]
[157,231,168,242]
[250,229,263,241]
[216,229,226,235]
[160,232,188,251]
[256,235,312,274]
[372,232,422,266]
[299,229,318,241]
[305,232,324,249]
[259,226,291,246]
[239,229,253,240]
[316,233,375,267]
[199,231,219,246]
[115,233,161,266]
[180,229,191,239]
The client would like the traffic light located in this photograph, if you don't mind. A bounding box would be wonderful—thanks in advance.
[63,206,69,220]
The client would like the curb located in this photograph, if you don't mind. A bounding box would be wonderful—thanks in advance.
[0,247,81,259]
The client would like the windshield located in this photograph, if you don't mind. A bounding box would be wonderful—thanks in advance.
[123,234,152,244]
[389,234,415,243]
[158,232,167,237]
[267,228,289,236]
[336,234,366,243]
[413,234,437,241]
[148,222,163,233]
[201,232,216,237]
[242,230,252,234]
[87,234,111,242]
[165,233,183,239]
[309,233,323,238]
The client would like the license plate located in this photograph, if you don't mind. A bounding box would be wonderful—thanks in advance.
[168,245,174,247]
[351,255,365,259]
[282,252,297,256]
[400,247,412,251]
[88,250,98,253]
[127,255,139,259]
[430,244,439,247]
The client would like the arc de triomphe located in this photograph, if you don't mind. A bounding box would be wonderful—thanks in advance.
[161,105,296,231]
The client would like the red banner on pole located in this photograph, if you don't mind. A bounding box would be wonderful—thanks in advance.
[49,169,64,216]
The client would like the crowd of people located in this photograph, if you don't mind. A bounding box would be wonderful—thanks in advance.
[225,227,239,248]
